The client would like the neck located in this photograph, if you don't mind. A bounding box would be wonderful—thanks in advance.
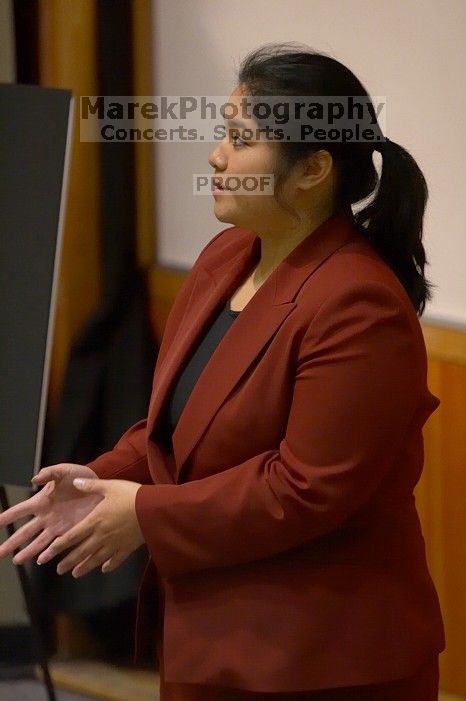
[251,205,343,287]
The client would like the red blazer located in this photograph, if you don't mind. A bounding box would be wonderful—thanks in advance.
[89,211,445,692]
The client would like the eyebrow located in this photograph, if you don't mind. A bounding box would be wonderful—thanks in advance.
[224,118,249,128]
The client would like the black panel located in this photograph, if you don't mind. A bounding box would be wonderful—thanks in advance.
[0,83,72,486]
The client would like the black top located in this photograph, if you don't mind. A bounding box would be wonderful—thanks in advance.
[156,300,240,453]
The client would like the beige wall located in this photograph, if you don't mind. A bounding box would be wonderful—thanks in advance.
[151,0,466,327]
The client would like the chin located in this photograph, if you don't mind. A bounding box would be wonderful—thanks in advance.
[213,208,238,226]
[213,207,249,230]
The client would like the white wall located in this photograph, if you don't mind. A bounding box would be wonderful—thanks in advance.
[151,0,465,327]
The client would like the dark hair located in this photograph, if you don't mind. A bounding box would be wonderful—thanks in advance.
[237,42,434,316]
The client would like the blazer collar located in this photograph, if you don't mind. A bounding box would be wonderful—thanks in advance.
[148,210,359,482]
[207,209,359,306]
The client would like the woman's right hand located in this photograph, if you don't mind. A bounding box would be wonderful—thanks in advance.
[0,463,103,566]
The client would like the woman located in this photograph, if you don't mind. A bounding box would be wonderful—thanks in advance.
[0,43,445,699]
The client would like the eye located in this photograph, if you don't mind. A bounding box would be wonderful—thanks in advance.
[229,131,246,148]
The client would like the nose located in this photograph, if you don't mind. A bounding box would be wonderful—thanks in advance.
[208,145,227,171]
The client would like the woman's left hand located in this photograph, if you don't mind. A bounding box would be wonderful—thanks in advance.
[36,478,145,577]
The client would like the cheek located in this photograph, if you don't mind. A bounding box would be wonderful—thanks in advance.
[237,145,275,172]
[242,194,280,220]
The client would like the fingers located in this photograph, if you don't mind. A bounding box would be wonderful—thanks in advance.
[37,517,95,565]
[71,546,129,578]
[31,466,65,485]
[76,548,116,577]
[55,535,104,575]
[101,551,127,574]
[101,556,113,572]
[0,517,41,559]
[12,527,57,566]
[0,497,36,530]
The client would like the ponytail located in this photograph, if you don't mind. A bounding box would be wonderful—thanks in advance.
[237,42,435,316]
[355,139,434,316]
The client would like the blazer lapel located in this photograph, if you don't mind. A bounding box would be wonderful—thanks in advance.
[146,234,261,451]
[149,211,358,483]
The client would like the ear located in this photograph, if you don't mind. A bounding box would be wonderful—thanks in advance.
[297,149,333,191]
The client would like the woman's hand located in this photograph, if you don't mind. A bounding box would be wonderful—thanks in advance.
[34,478,145,577]
[0,463,102,566]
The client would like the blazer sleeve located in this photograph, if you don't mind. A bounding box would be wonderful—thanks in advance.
[86,418,152,483]
[134,280,439,579]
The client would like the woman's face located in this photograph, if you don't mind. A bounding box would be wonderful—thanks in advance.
[208,86,298,235]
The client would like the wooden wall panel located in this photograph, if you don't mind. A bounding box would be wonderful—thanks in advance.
[149,267,186,342]
[132,0,155,271]
[38,0,101,419]
[417,326,466,695]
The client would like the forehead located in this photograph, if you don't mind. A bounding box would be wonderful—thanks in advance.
[227,85,251,108]
[230,85,247,97]
[225,87,258,127]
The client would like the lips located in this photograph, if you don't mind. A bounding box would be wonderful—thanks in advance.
[213,176,227,190]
